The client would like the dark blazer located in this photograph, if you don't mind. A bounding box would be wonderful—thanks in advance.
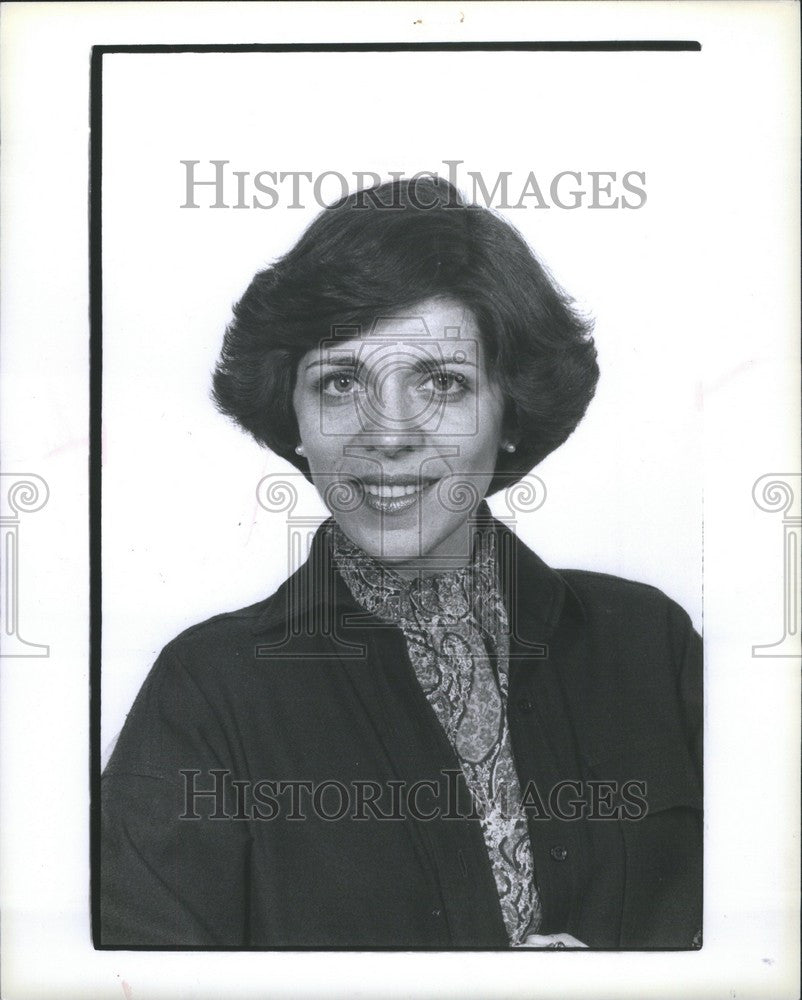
[100,514,702,949]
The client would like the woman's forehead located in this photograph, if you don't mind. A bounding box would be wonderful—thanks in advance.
[369,297,476,337]
[306,296,485,365]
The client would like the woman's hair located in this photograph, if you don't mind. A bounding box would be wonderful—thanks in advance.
[212,177,599,495]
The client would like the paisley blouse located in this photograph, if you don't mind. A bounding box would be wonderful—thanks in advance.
[331,522,542,944]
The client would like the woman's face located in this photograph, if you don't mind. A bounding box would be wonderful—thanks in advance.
[292,297,507,569]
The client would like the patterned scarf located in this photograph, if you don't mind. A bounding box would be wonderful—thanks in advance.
[330,521,542,945]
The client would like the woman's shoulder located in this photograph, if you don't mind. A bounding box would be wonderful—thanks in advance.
[555,566,697,639]
[106,591,288,776]
[558,566,682,602]
[163,596,271,651]
[149,583,294,688]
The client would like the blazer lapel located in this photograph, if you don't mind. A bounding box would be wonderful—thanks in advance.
[497,517,619,773]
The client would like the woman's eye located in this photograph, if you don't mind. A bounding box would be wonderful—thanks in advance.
[423,370,467,395]
[321,372,359,396]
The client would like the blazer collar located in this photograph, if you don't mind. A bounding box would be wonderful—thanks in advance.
[252,503,575,642]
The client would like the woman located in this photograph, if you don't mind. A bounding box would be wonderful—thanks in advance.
[100,177,702,949]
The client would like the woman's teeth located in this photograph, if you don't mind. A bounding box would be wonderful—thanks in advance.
[363,483,425,498]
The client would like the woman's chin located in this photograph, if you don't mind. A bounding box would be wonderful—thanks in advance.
[337,523,431,564]
[332,513,472,569]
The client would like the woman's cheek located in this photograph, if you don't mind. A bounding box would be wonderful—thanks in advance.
[316,402,359,442]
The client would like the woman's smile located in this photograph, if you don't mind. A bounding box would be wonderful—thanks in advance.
[358,475,439,513]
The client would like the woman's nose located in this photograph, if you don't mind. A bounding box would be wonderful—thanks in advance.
[364,431,421,457]
[358,374,432,446]
[361,419,426,458]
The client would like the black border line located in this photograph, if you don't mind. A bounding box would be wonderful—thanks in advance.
[89,43,104,950]
[92,40,702,53]
[89,39,702,953]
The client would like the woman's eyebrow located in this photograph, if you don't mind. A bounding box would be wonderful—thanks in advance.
[304,354,362,371]
[415,354,477,369]
[304,352,477,371]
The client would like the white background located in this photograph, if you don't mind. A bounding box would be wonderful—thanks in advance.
[1,3,799,999]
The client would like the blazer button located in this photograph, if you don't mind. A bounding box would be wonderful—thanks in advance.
[517,698,534,714]
[549,845,568,862]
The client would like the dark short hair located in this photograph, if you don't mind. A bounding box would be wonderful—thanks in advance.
[212,177,598,495]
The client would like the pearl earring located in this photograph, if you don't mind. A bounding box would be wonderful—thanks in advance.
[502,441,517,454]
[294,444,305,456]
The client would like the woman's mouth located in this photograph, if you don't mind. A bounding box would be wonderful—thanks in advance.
[358,478,437,514]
